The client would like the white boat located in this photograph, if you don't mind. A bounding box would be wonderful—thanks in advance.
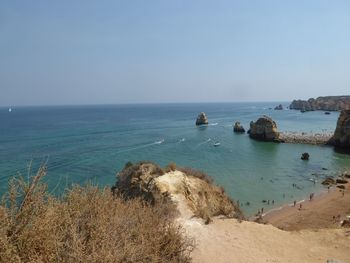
[213,142,220,147]
[8,108,12,112]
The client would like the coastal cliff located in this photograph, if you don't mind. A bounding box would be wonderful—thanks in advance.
[113,162,244,222]
[290,96,350,112]
[332,110,350,149]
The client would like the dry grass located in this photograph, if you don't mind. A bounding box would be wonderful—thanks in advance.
[0,167,193,263]
[165,162,177,173]
[177,167,213,184]
[177,168,244,223]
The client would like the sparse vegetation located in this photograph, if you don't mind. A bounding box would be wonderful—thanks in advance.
[0,166,193,263]
[178,167,213,184]
[165,162,177,172]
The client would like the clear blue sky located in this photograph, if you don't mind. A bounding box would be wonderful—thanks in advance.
[1,0,349,106]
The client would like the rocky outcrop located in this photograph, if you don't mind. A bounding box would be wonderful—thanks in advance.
[249,116,280,142]
[332,110,350,149]
[113,161,244,222]
[274,104,283,110]
[321,177,335,185]
[301,152,310,160]
[113,161,166,204]
[336,178,348,184]
[233,122,245,133]
[289,96,350,112]
[196,112,209,125]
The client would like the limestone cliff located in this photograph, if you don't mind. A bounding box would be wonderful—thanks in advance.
[113,162,244,222]
[249,116,280,142]
[332,110,350,149]
[290,96,350,112]
[196,112,209,125]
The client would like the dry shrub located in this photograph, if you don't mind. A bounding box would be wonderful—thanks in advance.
[165,162,177,173]
[179,168,244,222]
[0,167,193,263]
[178,167,213,184]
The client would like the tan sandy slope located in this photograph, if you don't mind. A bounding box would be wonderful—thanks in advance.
[155,171,350,263]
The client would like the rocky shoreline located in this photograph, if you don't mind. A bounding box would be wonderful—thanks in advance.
[279,132,333,145]
[290,96,350,112]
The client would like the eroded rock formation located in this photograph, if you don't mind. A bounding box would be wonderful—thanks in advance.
[290,96,350,112]
[274,104,283,110]
[196,112,209,125]
[233,121,245,133]
[249,116,280,142]
[332,110,350,149]
[113,161,244,222]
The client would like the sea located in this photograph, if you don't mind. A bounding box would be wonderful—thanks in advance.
[1,102,349,216]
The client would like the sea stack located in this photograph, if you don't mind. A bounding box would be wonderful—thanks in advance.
[332,110,350,149]
[274,104,283,110]
[249,116,280,142]
[196,112,209,126]
[233,122,245,133]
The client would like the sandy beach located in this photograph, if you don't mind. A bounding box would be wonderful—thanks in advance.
[263,181,350,231]
[157,171,350,263]
[186,181,350,263]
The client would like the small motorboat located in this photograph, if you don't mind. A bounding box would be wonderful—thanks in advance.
[213,141,220,147]
[8,108,12,113]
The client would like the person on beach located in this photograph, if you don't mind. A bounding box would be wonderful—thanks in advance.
[309,193,314,201]
[293,200,296,207]
[299,203,302,210]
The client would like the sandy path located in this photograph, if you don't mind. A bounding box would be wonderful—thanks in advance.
[187,218,350,263]
[156,171,350,263]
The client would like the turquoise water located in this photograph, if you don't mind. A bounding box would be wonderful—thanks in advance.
[1,103,349,215]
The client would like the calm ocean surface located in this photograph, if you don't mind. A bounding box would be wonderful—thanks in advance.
[1,103,349,215]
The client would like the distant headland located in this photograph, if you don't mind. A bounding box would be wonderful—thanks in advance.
[289,95,350,112]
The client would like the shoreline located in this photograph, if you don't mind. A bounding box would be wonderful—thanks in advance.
[279,131,333,145]
[258,181,349,231]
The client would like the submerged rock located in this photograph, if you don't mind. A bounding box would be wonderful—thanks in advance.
[196,112,209,126]
[321,177,335,185]
[249,116,280,142]
[301,152,310,160]
[233,121,245,133]
[332,110,350,149]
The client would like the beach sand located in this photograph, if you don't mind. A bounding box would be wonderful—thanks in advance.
[158,171,350,263]
[186,182,350,263]
[263,182,350,231]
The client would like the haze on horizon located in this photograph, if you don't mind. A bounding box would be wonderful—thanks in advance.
[1,0,349,107]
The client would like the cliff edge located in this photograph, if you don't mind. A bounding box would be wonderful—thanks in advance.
[290,96,350,112]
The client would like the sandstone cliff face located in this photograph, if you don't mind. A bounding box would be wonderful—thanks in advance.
[249,116,280,141]
[113,162,244,222]
[332,110,350,149]
[290,96,350,112]
[196,112,209,125]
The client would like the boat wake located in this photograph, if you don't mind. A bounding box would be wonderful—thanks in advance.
[196,138,211,147]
